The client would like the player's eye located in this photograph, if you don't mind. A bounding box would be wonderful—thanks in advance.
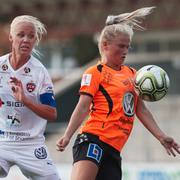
[118,44,129,50]
[17,33,24,38]
[28,34,35,39]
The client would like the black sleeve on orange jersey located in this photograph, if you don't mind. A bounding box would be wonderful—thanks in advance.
[128,67,136,74]
[79,92,93,98]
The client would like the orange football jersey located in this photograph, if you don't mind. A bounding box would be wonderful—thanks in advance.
[79,63,138,151]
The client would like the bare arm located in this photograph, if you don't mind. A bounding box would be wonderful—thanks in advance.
[23,99,57,121]
[10,77,57,121]
[136,98,166,140]
[56,94,92,151]
[136,98,180,156]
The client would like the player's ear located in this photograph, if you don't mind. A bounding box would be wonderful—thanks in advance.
[9,34,13,42]
[102,41,108,51]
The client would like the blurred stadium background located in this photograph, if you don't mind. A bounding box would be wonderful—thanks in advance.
[1,0,180,179]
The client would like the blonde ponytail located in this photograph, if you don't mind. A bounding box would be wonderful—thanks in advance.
[98,6,155,58]
[106,6,155,30]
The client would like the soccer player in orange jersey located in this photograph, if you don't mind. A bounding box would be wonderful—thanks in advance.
[56,7,180,180]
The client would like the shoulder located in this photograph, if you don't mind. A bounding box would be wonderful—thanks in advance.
[29,56,49,74]
[81,64,103,86]
[0,54,9,63]
[28,56,51,82]
[84,63,104,74]
[122,65,136,74]
[29,56,46,68]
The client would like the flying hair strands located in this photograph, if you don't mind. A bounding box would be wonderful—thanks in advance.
[105,6,156,30]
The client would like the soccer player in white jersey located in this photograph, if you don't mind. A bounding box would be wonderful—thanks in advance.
[0,15,61,180]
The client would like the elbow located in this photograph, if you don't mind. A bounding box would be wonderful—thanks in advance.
[48,108,57,122]
[52,109,57,121]
[52,112,57,122]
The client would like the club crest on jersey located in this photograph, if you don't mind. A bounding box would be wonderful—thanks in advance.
[24,67,31,73]
[34,147,47,159]
[81,74,92,86]
[87,143,103,163]
[26,81,36,92]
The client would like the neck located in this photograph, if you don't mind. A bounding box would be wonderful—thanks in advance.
[102,58,122,71]
[105,63,121,71]
[9,52,30,70]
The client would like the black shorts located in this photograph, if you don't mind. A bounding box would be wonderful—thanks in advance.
[72,133,122,180]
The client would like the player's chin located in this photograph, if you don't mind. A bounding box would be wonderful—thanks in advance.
[117,55,124,61]
[117,59,124,65]
[20,49,32,56]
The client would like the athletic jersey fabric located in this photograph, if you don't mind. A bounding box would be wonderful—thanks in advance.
[0,54,55,144]
[79,63,138,151]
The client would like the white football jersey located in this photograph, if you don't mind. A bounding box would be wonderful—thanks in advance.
[0,54,55,144]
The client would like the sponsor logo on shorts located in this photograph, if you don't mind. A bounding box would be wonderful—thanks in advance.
[34,147,47,159]
[87,143,102,163]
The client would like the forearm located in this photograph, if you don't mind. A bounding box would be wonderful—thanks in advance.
[136,99,166,141]
[138,109,166,140]
[23,97,57,121]
[64,105,89,139]
[136,99,180,157]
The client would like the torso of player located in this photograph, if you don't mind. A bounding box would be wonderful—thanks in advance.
[80,63,138,151]
[0,54,49,143]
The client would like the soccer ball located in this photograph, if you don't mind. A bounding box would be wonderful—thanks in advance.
[134,65,170,101]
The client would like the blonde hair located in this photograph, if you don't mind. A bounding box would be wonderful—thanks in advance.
[10,15,47,46]
[98,7,155,57]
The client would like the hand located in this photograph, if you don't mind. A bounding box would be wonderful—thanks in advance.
[160,136,180,157]
[56,134,70,152]
[9,77,26,103]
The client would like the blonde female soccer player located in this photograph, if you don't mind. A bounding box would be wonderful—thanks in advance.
[0,15,61,180]
[56,7,180,180]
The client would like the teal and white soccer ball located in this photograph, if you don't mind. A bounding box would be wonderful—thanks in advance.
[134,65,170,101]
